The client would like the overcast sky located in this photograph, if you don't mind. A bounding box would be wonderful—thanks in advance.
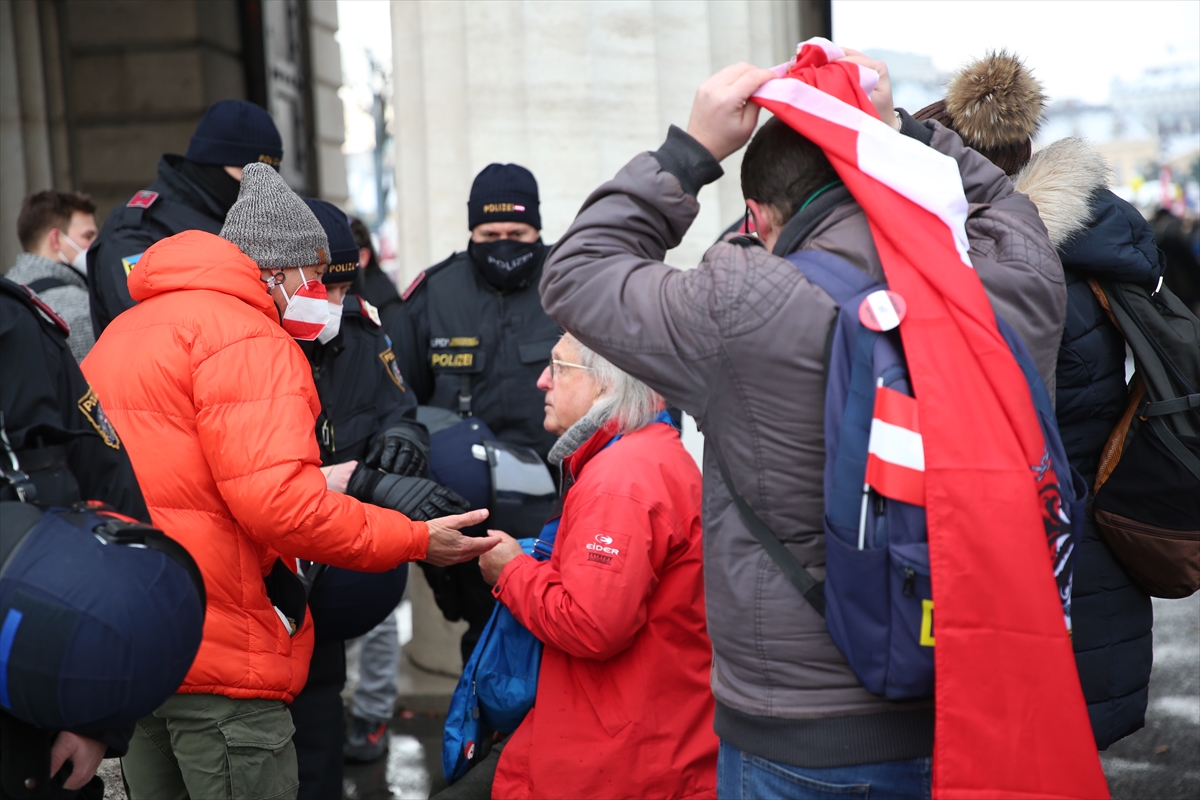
[832,0,1200,105]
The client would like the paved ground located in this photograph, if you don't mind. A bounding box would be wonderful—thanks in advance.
[98,595,1200,799]
[1098,595,1200,800]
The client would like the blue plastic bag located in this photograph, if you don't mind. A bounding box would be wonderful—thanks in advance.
[442,521,557,783]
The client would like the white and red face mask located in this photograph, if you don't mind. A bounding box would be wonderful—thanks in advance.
[268,269,330,341]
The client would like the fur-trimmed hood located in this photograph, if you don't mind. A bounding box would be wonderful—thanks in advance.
[1015,137,1160,285]
[1013,138,1110,248]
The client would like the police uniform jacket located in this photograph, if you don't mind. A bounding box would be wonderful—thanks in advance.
[299,296,420,466]
[389,251,560,459]
[88,155,227,335]
[0,277,147,521]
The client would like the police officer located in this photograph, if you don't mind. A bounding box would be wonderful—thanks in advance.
[348,216,403,329]
[389,163,561,661]
[0,277,145,520]
[87,100,282,335]
[290,200,468,795]
[1,275,152,798]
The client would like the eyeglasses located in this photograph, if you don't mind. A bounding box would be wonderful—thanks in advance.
[547,358,593,379]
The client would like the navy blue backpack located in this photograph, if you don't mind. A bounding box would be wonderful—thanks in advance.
[716,250,1085,700]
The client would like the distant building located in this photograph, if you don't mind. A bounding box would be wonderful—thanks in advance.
[864,50,946,114]
[1039,61,1199,195]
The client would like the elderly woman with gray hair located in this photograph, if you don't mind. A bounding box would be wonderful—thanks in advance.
[478,332,718,799]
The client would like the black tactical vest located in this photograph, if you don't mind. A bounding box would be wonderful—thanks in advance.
[404,252,560,459]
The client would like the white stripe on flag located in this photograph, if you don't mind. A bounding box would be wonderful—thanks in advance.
[854,115,972,267]
[867,418,925,472]
[865,290,901,331]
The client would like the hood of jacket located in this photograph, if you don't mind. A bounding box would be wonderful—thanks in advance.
[127,229,278,324]
[1014,138,1162,287]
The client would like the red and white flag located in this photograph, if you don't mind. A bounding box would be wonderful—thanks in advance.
[865,385,924,507]
[752,39,1107,799]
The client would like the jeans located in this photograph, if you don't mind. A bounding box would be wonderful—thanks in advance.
[350,606,401,722]
[717,741,931,800]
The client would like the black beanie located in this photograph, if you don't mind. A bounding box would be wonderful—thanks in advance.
[304,198,361,284]
[467,163,540,231]
[186,100,284,169]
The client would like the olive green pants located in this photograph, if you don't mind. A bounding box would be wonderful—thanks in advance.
[122,693,298,800]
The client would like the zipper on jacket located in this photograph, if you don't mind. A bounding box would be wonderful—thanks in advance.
[902,566,916,597]
[321,419,335,452]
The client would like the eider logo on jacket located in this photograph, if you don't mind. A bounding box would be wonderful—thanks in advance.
[586,533,620,566]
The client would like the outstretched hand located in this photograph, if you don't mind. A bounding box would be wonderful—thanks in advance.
[837,48,900,130]
[686,62,778,162]
[423,509,500,566]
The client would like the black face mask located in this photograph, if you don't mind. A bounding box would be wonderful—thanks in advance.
[177,159,243,217]
[468,238,546,291]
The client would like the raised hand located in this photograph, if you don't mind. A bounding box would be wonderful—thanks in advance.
[686,62,779,161]
[837,48,900,130]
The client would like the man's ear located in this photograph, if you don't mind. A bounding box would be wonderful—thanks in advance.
[745,198,778,243]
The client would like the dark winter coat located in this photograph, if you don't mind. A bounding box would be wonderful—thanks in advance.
[299,295,420,465]
[87,155,228,335]
[389,250,561,460]
[1015,138,1157,749]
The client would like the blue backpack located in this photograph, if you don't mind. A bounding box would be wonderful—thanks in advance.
[716,250,1085,700]
[442,520,558,783]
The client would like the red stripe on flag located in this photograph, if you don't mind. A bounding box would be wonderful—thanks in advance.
[873,385,919,431]
[865,453,924,507]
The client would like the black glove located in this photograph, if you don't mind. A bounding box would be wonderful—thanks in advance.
[347,465,469,521]
[366,425,430,478]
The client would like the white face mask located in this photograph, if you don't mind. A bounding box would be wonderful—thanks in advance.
[316,301,343,344]
[57,232,90,276]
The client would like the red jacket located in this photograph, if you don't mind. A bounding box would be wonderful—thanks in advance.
[82,230,428,703]
[491,420,717,800]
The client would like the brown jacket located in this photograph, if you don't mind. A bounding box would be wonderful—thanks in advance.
[540,119,1065,767]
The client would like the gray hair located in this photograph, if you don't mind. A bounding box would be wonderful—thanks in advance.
[569,336,663,435]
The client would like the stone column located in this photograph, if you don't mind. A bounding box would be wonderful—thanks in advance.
[389,0,820,289]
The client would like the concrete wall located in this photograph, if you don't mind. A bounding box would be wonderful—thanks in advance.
[309,0,348,206]
[0,0,348,271]
[389,0,817,287]
[59,0,247,223]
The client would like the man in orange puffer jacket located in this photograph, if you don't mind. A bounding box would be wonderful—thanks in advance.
[83,163,498,800]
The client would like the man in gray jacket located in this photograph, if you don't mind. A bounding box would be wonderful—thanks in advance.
[540,56,1066,798]
[8,190,99,363]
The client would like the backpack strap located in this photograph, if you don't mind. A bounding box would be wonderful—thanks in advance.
[1147,415,1200,481]
[26,277,68,295]
[784,250,880,306]
[712,449,826,616]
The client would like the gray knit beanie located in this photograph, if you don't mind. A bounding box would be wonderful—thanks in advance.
[220,162,329,270]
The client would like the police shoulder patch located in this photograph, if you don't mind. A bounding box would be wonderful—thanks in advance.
[121,252,145,277]
[77,386,121,450]
[126,190,160,210]
[359,297,382,327]
[379,347,406,391]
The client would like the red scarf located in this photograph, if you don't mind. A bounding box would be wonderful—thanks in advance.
[752,39,1107,799]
